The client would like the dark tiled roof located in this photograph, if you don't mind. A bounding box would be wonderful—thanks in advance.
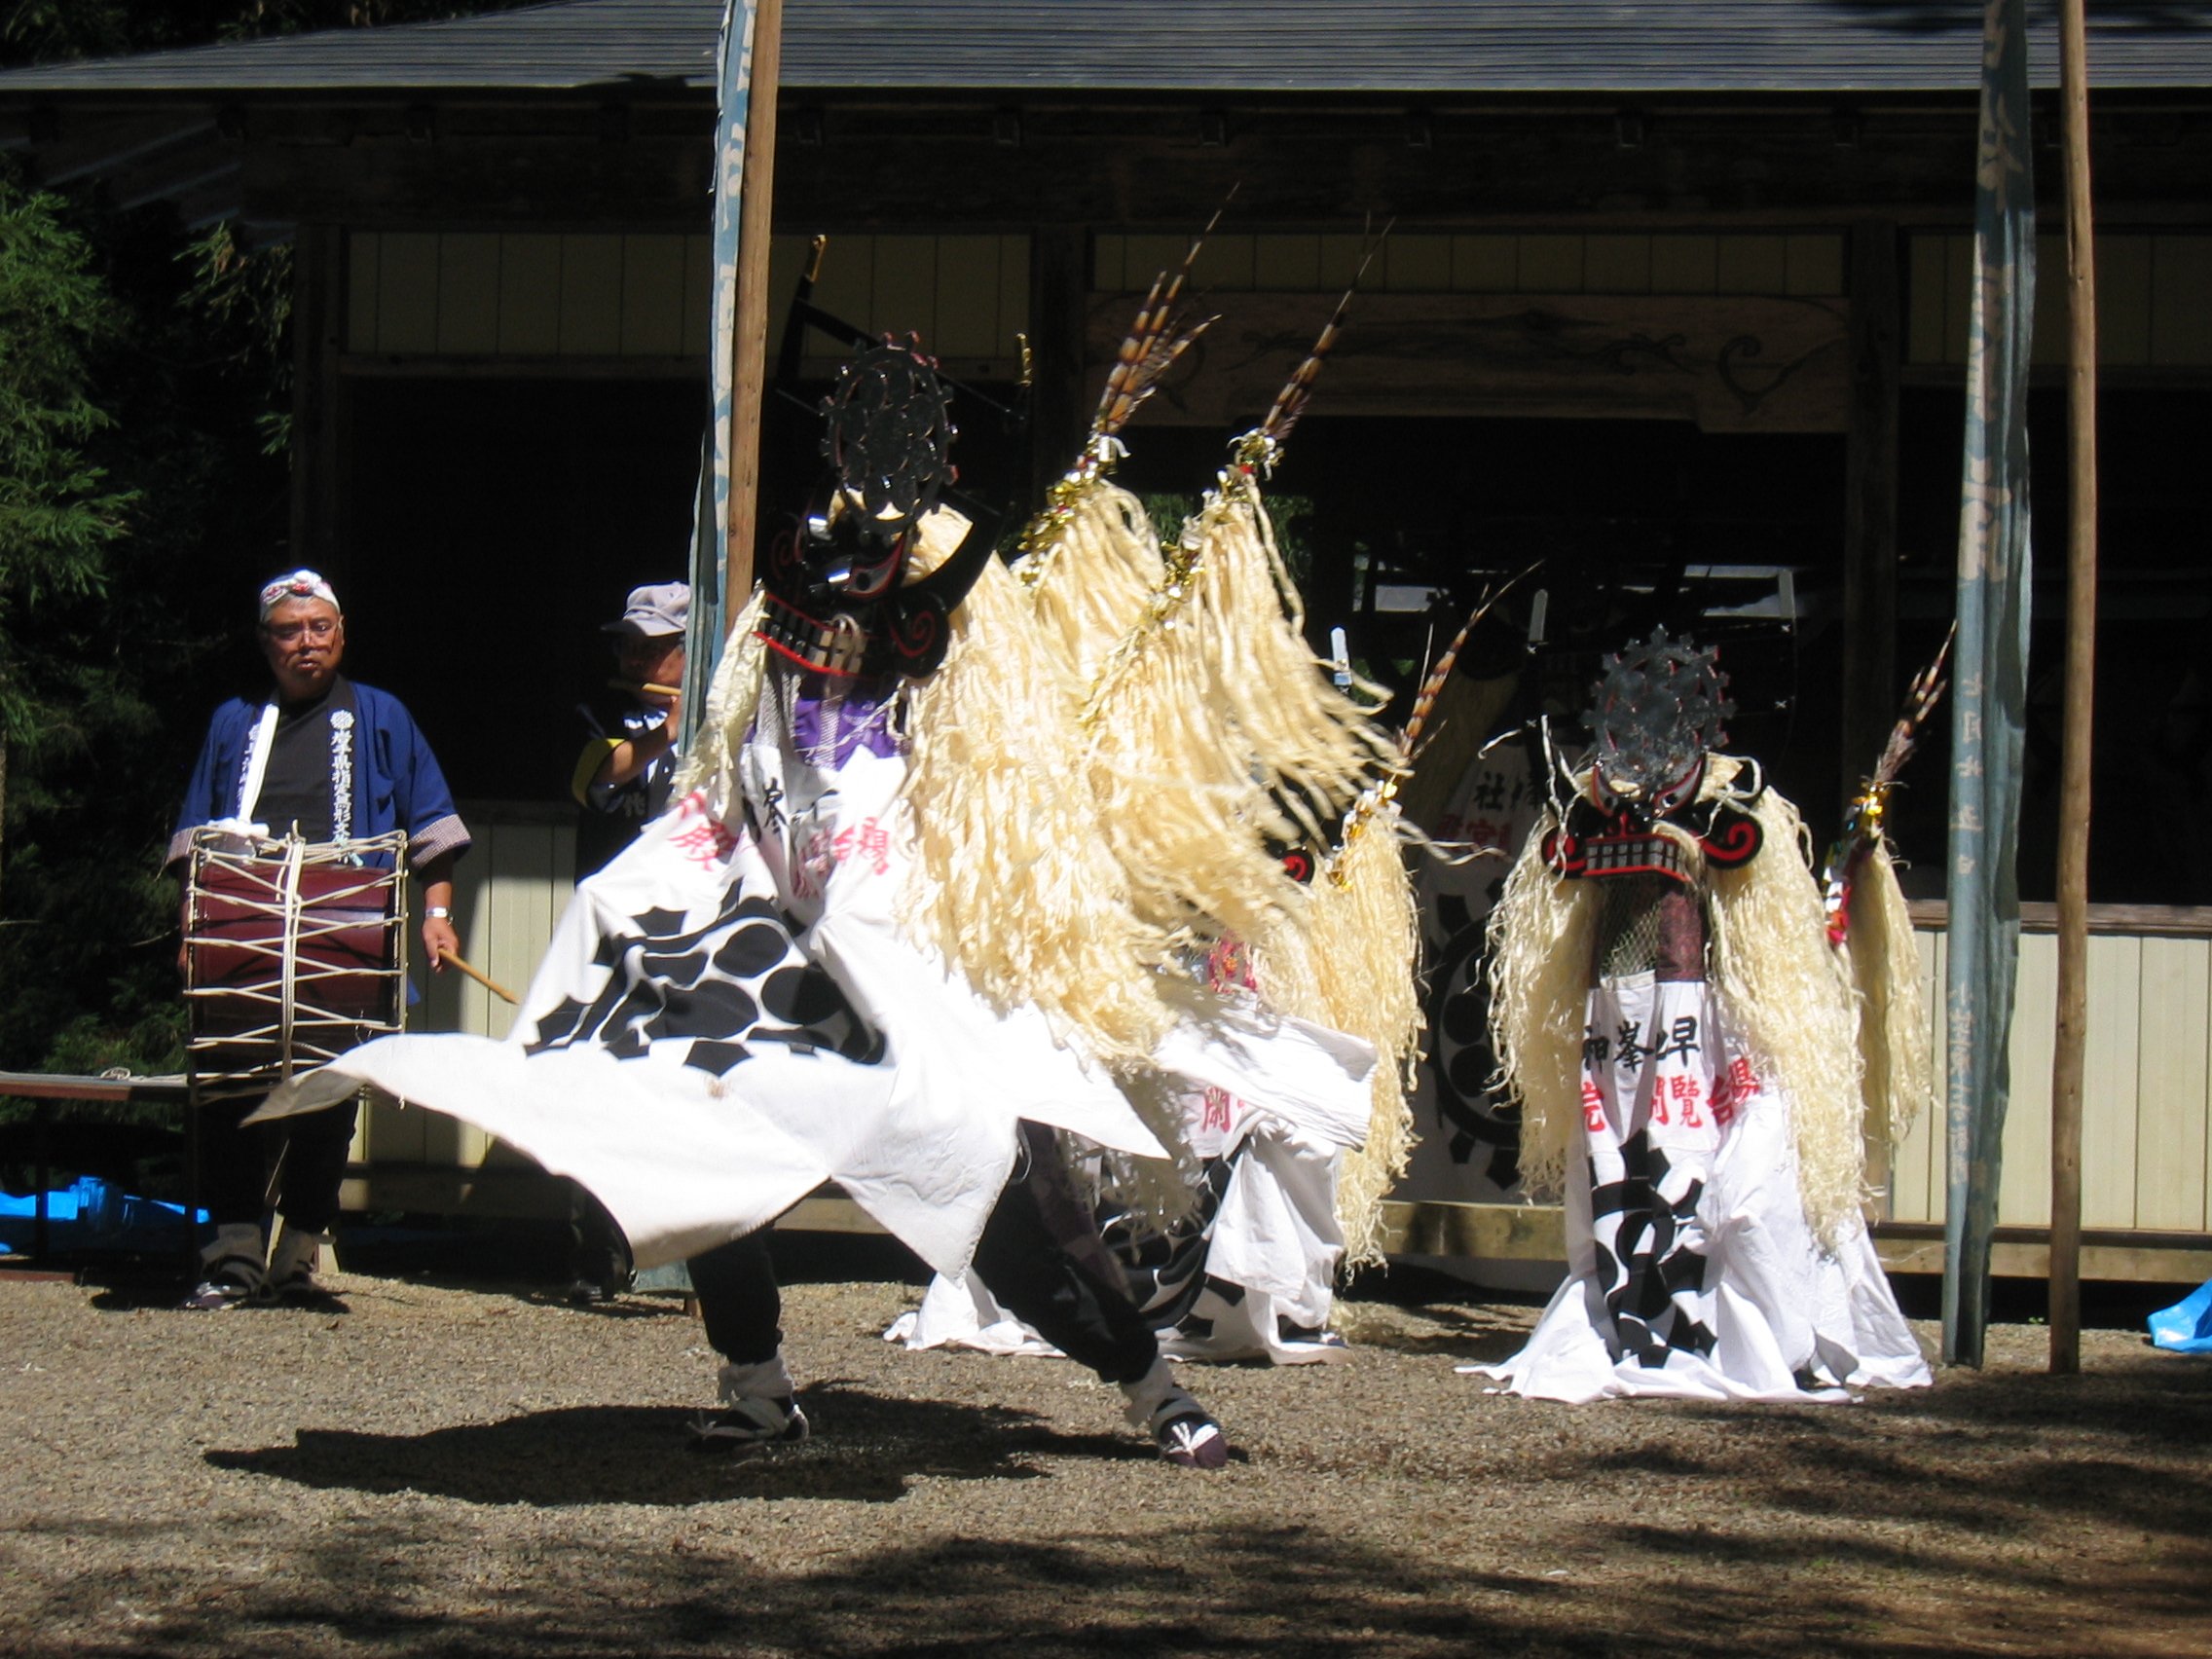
[2,0,2209,97]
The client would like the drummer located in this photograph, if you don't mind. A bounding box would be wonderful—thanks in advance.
[166,569,471,1309]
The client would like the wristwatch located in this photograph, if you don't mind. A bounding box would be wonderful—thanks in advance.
[424,905,452,920]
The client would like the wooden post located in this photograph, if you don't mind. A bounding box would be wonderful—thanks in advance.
[2048,0,2099,1376]
[1027,222,1091,510]
[723,0,784,632]
[286,223,345,571]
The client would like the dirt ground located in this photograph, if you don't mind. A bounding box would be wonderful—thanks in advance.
[2,1262,2208,1659]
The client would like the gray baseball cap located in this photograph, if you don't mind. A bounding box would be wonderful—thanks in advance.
[603,581,690,639]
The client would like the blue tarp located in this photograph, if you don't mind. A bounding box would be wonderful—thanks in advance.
[2149,1278,2212,1354]
[0,1178,203,1253]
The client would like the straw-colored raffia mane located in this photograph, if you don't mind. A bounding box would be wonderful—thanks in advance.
[1016,479,1167,690]
[1841,839,1934,1150]
[1485,805,1600,1203]
[1080,466,1395,942]
[1249,790,1424,1268]
[1161,467,1398,845]
[899,518,1177,1085]
[668,584,770,817]
[1705,773,1870,1249]
[1489,756,1874,1250]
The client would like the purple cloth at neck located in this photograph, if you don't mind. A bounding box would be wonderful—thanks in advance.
[785,678,903,766]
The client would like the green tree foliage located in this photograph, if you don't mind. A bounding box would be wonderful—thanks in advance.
[0,173,296,1088]
[0,178,169,1084]
[0,181,133,844]
[0,1,533,1104]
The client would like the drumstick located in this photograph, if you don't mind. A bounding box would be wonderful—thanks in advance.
[606,678,683,698]
[436,945,519,1005]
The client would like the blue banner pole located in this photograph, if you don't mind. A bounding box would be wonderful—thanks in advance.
[1942,0,2038,1368]
[680,0,760,745]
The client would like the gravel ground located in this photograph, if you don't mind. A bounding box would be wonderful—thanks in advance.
[3,1265,2209,1658]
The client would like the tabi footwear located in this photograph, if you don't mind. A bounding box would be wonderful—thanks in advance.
[1122,1357,1231,1469]
[263,1228,343,1307]
[1152,1406,1230,1470]
[685,1395,810,1451]
[180,1257,266,1311]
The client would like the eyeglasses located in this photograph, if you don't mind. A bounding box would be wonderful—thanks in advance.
[265,618,338,644]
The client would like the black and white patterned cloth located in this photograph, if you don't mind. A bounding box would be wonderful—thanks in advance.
[255,719,1171,1276]
[256,697,1375,1283]
[1469,972,1930,1401]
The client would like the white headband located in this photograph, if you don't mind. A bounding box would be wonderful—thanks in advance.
[259,569,341,619]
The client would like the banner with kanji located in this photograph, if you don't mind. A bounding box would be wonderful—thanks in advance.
[1943,0,2038,1366]
[680,0,758,731]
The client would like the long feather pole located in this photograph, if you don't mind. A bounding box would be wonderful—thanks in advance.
[1092,198,1230,442]
[1318,561,1543,870]
[1253,218,1394,455]
[1870,619,1957,787]
[1398,560,1543,761]
[1821,620,1959,944]
[1018,202,1230,575]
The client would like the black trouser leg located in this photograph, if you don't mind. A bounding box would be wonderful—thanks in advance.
[570,1183,633,1287]
[972,1124,1161,1387]
[272,1097,357,1237]
[689,1231,783,1365]
[195,1095,276,1233]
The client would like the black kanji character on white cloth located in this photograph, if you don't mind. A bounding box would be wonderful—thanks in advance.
[1652,1014,1701,1064]
[1587,1129,1717,1365]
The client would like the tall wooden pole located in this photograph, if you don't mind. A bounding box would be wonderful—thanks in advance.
[2048,0,2099,1376]
[723,0,784,634]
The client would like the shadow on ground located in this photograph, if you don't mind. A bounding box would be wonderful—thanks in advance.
[203,1385,1136,1506]
[17,1511,2209,1659]
[1641,1348,2212,1552]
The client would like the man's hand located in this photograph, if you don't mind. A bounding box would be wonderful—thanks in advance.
[424,912,461,975]
[418,857,460,976]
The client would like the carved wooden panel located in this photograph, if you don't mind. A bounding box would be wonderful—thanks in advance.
[1087,289,1852,433]
[1093,230,1847,300]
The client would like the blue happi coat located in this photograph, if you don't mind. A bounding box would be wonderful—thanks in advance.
[167,680,471,873]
